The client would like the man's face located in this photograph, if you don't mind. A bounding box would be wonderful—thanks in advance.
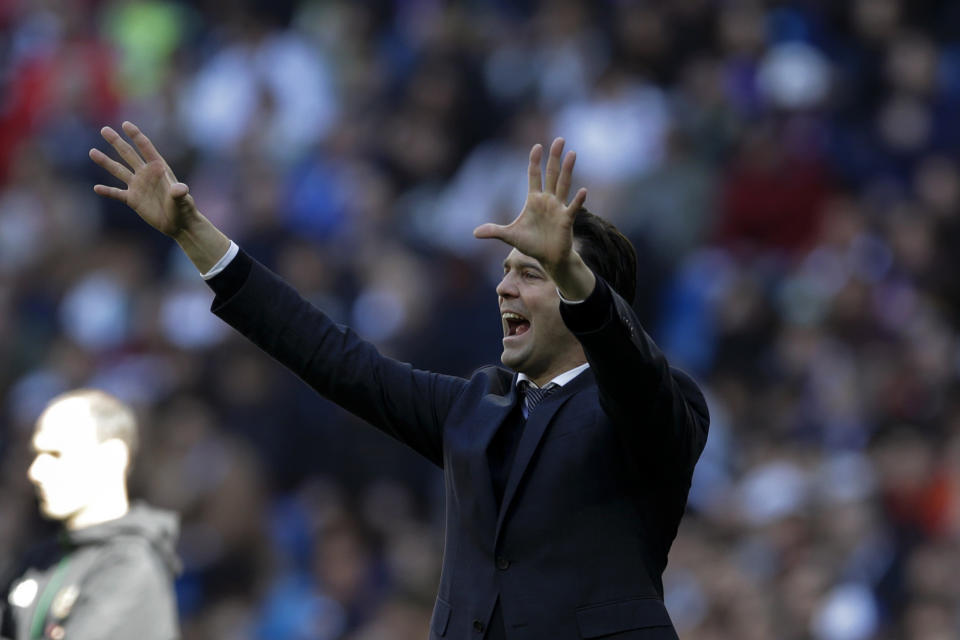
[28,398,105,522]
[497,249,585,382]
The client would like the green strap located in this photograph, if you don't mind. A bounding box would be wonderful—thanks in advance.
[29,555,71,640]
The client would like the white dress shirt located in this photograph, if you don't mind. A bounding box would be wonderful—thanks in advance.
[516,362,590,418]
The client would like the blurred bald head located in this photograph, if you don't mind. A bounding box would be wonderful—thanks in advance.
[43,389,139,460]
[29,390,137,528]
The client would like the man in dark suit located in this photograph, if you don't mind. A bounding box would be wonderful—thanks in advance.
[90,122,709,639]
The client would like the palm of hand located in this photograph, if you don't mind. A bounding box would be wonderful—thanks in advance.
[90,122,195,238]
[510,191,575,268]
[474,138,587,272]
[126,161,182,236]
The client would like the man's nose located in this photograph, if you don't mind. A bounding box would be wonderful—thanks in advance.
[27,457,42,484]
[496,273,518,299]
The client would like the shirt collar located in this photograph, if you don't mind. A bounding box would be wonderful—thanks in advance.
[517,362,590,389]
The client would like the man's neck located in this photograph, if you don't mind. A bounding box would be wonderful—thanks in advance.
[67,495,130,531]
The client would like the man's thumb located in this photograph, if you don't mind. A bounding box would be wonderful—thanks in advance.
[170,182,189,199]
[473,223,507,240]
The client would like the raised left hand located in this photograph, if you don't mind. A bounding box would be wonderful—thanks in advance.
[473,137,587,274]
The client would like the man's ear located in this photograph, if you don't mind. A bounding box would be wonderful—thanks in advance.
[98,438,130,475]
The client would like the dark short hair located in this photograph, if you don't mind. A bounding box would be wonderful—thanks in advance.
[572,208,638,304]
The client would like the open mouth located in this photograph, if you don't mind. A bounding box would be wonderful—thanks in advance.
[502,311,530,337]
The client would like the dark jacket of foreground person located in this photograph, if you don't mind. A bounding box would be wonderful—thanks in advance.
[208,251,709,640]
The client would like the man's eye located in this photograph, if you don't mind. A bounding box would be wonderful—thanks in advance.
[523,271,540,280]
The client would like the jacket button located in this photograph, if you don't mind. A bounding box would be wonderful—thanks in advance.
[496,555,510,570]
[473,619,484,633]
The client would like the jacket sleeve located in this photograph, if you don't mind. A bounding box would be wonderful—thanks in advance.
[206,250,467,468]
[61,546,178,640]
[560,277,709,474]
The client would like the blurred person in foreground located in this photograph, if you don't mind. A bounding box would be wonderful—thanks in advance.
[90,121,708,640]
[0,390,181,640]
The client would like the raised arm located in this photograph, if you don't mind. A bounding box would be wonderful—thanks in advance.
[90,122,464,465]
[474,138,708,472]
[90,121,231,273]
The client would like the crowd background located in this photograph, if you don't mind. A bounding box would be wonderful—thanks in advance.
[1,0,959,638]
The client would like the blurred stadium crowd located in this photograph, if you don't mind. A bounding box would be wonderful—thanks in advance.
[2,0,960,638]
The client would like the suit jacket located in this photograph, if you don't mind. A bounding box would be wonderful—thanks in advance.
[208,252,709,640]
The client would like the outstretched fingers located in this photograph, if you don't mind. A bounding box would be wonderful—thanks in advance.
[93,184,128,204]
[89,148,133,184]
[122,121,165,166]
[100,126,144,171]
[528,144,543,193]
[566,187,587,215]
[473,222,509,241]
[544,137,564,194]
[556,150,576,203]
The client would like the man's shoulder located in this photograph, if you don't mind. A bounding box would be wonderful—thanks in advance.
[69,504,181,580]
[67,537,175,602]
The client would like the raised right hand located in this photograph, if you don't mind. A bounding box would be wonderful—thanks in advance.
[89,121,197,238]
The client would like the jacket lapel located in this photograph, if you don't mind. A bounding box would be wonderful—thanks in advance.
[494,369,594,546]
[467,379,520,534]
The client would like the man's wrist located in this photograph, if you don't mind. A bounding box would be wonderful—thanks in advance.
[550,251,596,302]
[171,212,233,275]
[170,210,207,243]
[202,241,239,280]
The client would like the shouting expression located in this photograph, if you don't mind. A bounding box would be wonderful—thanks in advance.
[498,249,586,385]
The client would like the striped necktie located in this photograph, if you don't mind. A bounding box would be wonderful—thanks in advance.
[521,381,559,414]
